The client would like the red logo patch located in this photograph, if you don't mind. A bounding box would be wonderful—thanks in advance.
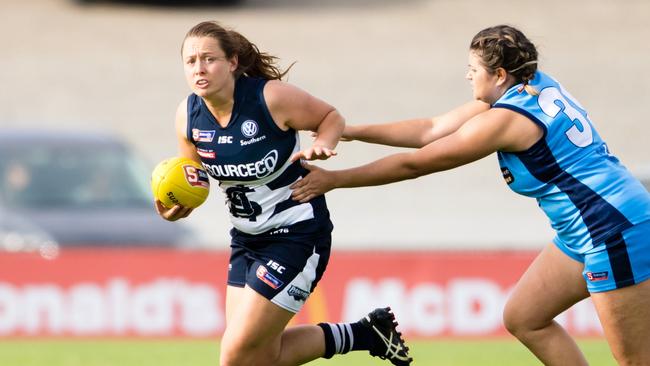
[586,271,609,281]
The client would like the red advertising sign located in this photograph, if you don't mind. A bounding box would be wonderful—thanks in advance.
[0,249,602,338]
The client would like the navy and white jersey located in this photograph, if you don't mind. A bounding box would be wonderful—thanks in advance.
[186,76,332,236]
[494,71,650,255]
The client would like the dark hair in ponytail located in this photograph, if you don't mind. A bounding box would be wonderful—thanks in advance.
[182,21,293,80]
[470,25,539,95]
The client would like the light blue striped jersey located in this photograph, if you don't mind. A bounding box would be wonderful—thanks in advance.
[494,71,650,254]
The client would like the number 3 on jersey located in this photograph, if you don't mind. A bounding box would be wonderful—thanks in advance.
[538,86,593,147]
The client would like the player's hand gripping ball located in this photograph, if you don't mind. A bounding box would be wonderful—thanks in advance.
[151,157,210,209]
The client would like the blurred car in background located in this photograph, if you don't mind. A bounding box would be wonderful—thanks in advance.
[0,129,198,252]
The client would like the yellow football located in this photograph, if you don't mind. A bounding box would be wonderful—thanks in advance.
[151,157,210,209]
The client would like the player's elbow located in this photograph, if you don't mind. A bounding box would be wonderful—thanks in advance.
[417,120,438,147]
[402,159,429,180]
[324,108,345,127]
[400,151,445,180]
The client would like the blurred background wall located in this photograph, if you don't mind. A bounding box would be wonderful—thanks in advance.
[1,0,648,250]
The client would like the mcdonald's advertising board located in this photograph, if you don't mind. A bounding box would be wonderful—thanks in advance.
[0,249,603,338]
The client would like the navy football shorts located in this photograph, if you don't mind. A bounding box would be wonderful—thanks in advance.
[227,230,331,313]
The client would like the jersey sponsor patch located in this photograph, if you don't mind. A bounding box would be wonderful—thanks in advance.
[501,167,514,184]
[256,265,283,289]
[203,150,279,179]
[240,134,267,146]
[287,285,309,302]
[197,148,216,159]
[192,129,216,142]
[586,271,609,281]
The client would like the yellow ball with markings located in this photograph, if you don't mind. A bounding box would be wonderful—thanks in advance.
[151,157,210,209]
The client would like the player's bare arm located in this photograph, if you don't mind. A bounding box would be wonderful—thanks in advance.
[264,80,345,161]
[344,100,490,148]
[154,98,197,222]
[175,98,202,163]
[291,108,541,202]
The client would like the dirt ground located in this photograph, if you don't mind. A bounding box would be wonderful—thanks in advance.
[2,0,648,248]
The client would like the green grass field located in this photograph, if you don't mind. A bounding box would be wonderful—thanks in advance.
[0,339,616,366]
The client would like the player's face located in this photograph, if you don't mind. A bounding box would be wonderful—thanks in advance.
[465,51,501,104]
[182,36,237,98]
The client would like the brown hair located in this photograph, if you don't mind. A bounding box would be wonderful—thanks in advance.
[470,25,538,95]
[182,21,292,80]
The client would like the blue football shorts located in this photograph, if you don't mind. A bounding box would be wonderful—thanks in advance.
[227,229,331,313]
[554,220,650,293]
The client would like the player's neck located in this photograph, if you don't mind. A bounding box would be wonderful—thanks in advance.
[203,95,234,127]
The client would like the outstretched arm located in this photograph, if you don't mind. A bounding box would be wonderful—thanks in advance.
[291,108,541,202]
[344,100,490,148]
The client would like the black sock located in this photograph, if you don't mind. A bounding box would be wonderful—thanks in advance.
[318,321,375,358]
[350,322,374,351]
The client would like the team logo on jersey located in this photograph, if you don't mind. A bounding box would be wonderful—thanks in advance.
[586,271,609,282]
[192,129,216,142]
[287,285,309,302]
[197,148,216,159]
[501,167,514,184]
[226,185,262,221]
[241,120,259,138]
[256,265,283,289]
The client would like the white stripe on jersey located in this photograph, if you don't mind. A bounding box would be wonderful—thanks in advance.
[219,136,315,234]
[228,182,314,234]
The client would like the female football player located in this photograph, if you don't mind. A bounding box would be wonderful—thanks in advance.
[291,25,650,365]
[154,21,412,366]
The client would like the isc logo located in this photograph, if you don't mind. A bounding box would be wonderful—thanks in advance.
[267,260,286,274]
[218,136,233,144]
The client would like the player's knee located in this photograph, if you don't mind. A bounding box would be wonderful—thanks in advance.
[503,316,523,337]
[220,337,279,366]
[220,336,247,366]
[220,348,250,366]
[502,300,542,338]
[502,301,526,336]
[220,343,255,366]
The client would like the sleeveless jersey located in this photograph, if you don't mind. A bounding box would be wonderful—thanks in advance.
[186,76,332,236]
[494,71,650,254]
